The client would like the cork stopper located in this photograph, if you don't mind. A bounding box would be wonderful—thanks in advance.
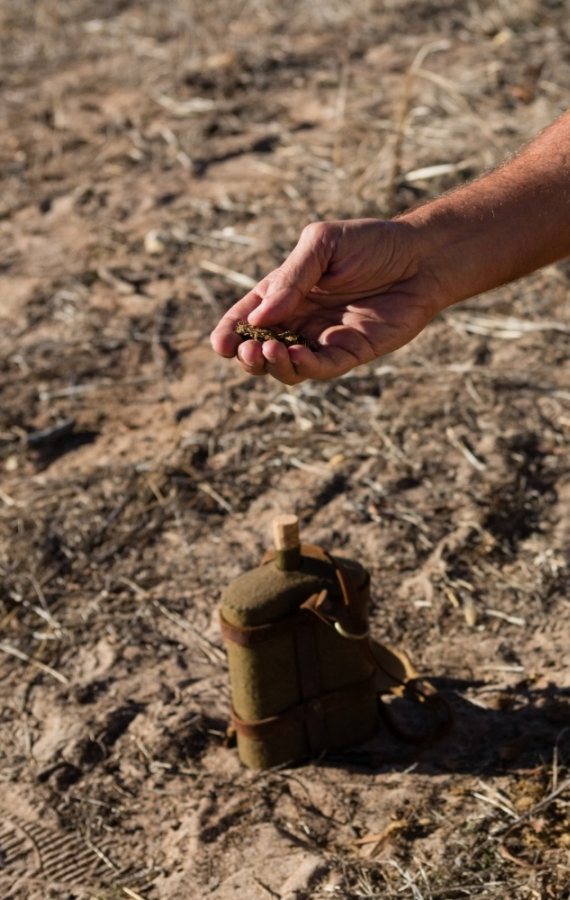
[272,514,301,571]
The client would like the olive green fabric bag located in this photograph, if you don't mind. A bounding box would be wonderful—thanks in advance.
[220,542,417,770]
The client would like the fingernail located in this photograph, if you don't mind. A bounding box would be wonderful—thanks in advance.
[262,341,281,363]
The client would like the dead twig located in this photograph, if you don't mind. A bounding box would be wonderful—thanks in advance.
[123,887,150,900]
[484,609,526,627]
[415,67,502,151]
[445,312,570,338]
[0,641,69,685]
[152,600,227,664]
[252,875,281,898]
[386,39,451,214]
[38,376,153,401]
[0,486,24,507]
[404,156,479,182]
[496,773,570,838]
[153,92,220,115]
[354,818,410,857]
[197,481,233,514]
[199,260,257,290]
[446,426,486,472]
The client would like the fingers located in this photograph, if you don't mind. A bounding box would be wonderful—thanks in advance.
[235,340,305,384]
[236,337,267,375]
[209,289,264,357]
[261,340,304,384]
[211,222,341,361]
[286,343,360,381]
[248,222,338,326]
[231,334,361,384]
[234,340,323,384]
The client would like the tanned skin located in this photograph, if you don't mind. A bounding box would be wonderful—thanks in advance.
[211,111,570,385]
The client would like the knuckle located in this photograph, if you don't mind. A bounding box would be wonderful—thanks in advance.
[302,221,328,242]
[238,359,265,376]
[300,221,338,263]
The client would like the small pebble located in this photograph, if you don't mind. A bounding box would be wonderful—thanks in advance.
[144,230,168,255]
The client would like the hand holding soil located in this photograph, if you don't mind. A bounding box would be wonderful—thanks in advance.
[210,217,444,383]
[211,110,570,384]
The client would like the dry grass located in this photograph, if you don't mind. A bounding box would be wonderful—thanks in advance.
[1,1,570,898]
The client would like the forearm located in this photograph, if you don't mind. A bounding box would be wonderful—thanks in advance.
[402,110,570,310]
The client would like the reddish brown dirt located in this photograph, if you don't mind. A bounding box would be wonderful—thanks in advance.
[2,2,570,898]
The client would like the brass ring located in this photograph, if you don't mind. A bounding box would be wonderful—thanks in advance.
[334,622,370,640]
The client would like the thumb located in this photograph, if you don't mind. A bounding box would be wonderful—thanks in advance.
[248,222,335,326]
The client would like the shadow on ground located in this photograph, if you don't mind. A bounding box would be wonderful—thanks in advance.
[324,681,570,775]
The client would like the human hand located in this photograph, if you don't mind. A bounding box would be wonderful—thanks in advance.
[210,218,448,384]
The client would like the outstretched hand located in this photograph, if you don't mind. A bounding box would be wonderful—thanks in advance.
[210,218,448,384]
[211,111,570,383]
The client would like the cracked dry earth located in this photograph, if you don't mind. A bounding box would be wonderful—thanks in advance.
[2,1,570,898]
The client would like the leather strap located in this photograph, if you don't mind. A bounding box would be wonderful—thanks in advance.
[220,541,370,647]
[262,543,370,638]
[294,611,328,750]
[219,610,301,646]
[230,671,377,745]
[361,639,454,747]
[220,607,330,751]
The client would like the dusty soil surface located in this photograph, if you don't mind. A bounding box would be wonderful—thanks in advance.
[2,1,570,898]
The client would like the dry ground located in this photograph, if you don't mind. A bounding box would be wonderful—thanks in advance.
[2,1,570,898]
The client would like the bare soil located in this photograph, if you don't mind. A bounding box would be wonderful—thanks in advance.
[2,2,570,898]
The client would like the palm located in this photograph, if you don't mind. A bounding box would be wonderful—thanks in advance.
[273,284,435,362]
